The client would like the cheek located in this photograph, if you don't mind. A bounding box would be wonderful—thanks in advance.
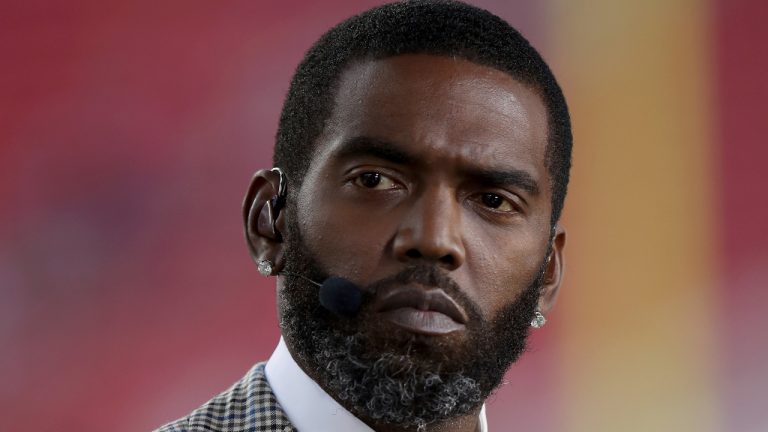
[459,225,546,317]
[297,192,396,282]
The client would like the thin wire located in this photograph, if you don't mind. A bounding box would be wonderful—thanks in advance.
[278,270,322,287]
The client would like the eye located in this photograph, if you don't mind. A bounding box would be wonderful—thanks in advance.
[478,192,516,212]
[354,172,398,190]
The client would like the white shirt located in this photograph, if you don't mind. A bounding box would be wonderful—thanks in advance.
[265,337,488,432]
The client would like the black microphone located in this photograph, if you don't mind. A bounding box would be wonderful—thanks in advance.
[319,277,363,317]
[279,271,363,317]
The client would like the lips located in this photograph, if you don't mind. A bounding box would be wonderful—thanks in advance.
[372,285,469,335]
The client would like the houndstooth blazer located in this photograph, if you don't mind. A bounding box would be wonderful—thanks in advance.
[156,362,297,432]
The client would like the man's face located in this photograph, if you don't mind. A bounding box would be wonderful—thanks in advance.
[278,54,557,428]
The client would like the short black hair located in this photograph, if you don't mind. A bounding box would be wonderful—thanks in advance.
[274,0,572,225]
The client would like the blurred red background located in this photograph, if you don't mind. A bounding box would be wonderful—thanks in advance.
[1,1,766,431]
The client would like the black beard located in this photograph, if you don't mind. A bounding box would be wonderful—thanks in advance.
[279,206,546,430]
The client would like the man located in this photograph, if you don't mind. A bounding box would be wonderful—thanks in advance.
[157,1,571,431]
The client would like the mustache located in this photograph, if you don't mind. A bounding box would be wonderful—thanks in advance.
[364,265,460,293]
[362,265,482,322]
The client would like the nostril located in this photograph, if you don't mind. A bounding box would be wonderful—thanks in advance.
[405,249,422,259]
[403,249,457,268]
[439,254,455,267]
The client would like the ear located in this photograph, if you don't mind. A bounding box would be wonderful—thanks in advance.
[537,225,566,315]
[243,169,288,272]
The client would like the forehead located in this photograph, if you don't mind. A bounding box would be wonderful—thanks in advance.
[317,54,549,183]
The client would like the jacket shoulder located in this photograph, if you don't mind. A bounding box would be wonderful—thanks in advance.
[155,362,295,432]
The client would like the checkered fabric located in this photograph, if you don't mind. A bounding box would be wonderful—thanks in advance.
[155,362,296,432]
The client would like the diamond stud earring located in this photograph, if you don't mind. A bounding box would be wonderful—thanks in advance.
[530,310,546,329]
[257,259,274,277]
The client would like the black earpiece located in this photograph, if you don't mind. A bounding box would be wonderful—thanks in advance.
[270,167,287,214]
[255,167,288,241]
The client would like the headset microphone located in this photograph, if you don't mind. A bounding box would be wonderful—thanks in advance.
[319,277,363,317]
[280,271,363,317]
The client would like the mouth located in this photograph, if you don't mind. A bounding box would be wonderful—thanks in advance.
[372,285,469,335]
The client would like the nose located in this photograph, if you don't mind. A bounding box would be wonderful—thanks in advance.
[391,185,466,270]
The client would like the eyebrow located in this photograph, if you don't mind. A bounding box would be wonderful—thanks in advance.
[333,136,418,165]
[333,135,540,196]
[467,167,540,196]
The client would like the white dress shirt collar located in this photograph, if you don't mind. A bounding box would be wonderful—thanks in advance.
[265,337,488,432]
